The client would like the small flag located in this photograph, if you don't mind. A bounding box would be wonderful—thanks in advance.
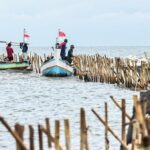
[23,29,30,43]
[59,31,66,38]
[24,33,30,38]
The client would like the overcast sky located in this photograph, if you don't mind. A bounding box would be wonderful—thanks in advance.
[0,0,150,46]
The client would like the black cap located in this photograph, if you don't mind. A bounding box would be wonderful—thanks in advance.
[64,39,68,43]
[70,45,75,49]
[8,42,11,47]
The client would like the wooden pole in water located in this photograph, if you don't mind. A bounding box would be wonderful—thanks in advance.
[80,108,84,150]
[15,123,24,150]
[105,103,109,150]
[131,122,136,150]
[80,108,89,150]
[45,118,52,148]
[84,110,89,150]
[91,109,129,150]
[29,125,34,150]
[38,125,43,150]
[121,99,126,150]
[55,120,60,150]
[0,116,29,150]
[64,119,71,150]
[133,95,148,137]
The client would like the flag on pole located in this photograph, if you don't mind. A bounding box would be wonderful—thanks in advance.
[58,30,66,43]
[24,33,30,38]
[23,29,30,43]
[58,31,66,38]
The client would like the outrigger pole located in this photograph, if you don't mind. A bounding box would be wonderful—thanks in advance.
[0,41,20,46]
[0,41,7,44]
[0,28,29,46]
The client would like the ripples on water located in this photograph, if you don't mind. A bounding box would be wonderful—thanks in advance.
[0,70,138,150]
[0,46,145,149]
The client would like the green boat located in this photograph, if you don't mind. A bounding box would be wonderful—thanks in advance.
[0,61,31,70]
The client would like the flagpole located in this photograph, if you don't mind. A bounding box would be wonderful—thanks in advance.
[58,28,60,45]
[23,28,25,43]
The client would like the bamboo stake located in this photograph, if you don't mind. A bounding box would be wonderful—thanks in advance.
[80,108,89,150]
[64,119,71,150]
[131,123,136,150]
[105,103,109,150]
[15,123,24,150]
[55,120,60,150]
[45,118,52,148]
[80,108,84,150]
[133,95,148,136]
[29,125,34,150]
[38,125,43,150]
[83,109,89,150]
[121,99,126,150]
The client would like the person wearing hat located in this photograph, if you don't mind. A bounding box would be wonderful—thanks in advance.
[67,44,75,64]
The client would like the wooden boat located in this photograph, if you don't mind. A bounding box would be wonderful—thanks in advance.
[41,49,74,77]
[0,61,31,70]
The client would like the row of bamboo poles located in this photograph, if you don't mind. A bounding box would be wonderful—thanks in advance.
[0,91,150,150]
[1,53,150,90]
[73,54,150,90]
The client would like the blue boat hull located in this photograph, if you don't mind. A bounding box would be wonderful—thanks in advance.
[43,66,73,77]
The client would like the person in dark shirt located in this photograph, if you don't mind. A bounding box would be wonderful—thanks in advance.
[67,45,75,64]
[20,43,28,53]
[22,43,28,53]
[59,39,68,60]
[20,43,28,61]
[6,42,14,61]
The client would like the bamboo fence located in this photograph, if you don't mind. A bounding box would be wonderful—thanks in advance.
[1,53,150,90]
[73,54,150,90]
[0,91,150,150]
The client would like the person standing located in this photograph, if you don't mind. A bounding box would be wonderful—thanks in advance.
[20,43,28,61]
[59,39,68,60]
[67,45,75,64]
[6,42,14,61]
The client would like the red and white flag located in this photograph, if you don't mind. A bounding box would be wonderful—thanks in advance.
[23,29,30,43]
[58,30,66,43]
[24,33,30,39]
[58,30,66,38]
